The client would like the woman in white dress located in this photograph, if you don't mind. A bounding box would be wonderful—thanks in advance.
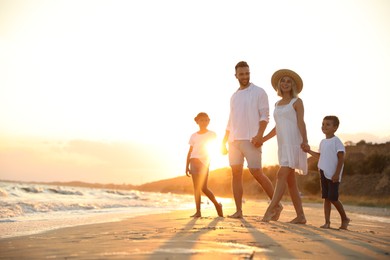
[261,69,309,223]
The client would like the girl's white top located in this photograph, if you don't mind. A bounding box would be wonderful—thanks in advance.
[274,98,307,175]
[318,136,345,182]
[189,130,216,166]
[226,84,269,142]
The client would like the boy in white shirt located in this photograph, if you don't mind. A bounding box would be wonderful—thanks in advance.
[305,116,350,229]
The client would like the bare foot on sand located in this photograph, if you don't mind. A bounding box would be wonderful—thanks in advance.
[190,212,201,218]
[261,210,275,222]
[228,210,243,219]
[320,223,331,229]
[289,216,307,224]
[215,203,223,217]
[271,204,283,221]
[339,218,351,230]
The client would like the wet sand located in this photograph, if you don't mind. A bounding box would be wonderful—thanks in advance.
[1,200,389,259]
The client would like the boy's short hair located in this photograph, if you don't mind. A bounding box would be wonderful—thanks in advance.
[235,61,249,71]
[324,115,340,128]
[194,112,209,122]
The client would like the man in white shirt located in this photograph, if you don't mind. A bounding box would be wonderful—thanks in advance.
[222,61,276,218]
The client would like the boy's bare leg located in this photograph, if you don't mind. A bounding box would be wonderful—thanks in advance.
[320,199,332,228]
[332,200,350,229]
[339,218,351,230]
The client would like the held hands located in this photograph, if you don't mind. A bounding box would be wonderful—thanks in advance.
[301,143,310,153]
[251,135,263,148]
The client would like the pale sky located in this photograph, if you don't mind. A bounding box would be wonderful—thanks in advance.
[1,0,389,185]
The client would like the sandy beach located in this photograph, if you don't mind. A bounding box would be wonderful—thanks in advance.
[1,199,389,259]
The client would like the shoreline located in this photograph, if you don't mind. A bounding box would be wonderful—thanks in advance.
[2,198,388,240]
[0,207,176,239]
[1,199,389,259]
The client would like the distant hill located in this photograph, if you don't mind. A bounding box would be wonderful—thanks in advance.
[137,141,390,206]
[23,141,389,206]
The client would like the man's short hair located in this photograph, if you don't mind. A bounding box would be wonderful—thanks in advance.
[235,61,249,71]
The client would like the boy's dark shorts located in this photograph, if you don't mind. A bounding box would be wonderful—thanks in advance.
[320,169,339,201]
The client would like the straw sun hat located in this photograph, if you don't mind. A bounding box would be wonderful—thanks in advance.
[271,69,303,93]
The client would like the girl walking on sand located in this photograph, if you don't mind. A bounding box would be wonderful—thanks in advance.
[186,112,223,218]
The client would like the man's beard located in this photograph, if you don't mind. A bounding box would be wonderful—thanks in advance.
[239,78,250,86]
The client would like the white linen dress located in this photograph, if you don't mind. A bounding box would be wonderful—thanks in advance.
[274,97,307,175]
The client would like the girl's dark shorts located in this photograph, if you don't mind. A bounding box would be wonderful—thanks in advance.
[320,169,339,201]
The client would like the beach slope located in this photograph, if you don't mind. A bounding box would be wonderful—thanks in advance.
[1,200,389,259]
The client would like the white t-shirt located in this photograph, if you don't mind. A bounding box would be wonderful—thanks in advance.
[226,84,269,142]
[188,130,216,166]
[318,136,345,182]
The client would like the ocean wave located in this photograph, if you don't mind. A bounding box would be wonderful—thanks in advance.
[47,188,83,196]
[0,201,149,218]
[20,186,44,193]
[0,181,194,220]
[0,219,17,223]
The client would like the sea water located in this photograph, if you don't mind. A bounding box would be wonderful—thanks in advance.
[2,181,388,239]
[0,181,196,238]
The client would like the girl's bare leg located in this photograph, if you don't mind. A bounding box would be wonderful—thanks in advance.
[201,172,223,217]
[191,173,202,217]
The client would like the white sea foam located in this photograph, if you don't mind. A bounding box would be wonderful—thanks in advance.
[354,214,390,224]
[0,181,195,238]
